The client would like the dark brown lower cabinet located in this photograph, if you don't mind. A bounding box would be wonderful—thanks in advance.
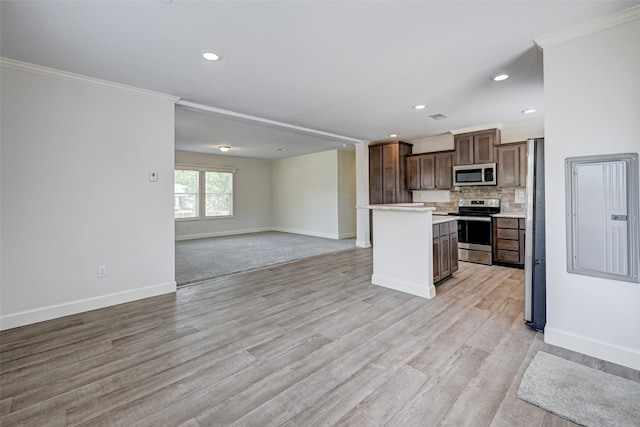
[433,220,458,284]
[493,217,525,268]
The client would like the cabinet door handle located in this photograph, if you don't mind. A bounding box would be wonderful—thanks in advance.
[611,214,627,221]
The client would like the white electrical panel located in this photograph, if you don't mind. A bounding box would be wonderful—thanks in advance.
[566,153,639,283]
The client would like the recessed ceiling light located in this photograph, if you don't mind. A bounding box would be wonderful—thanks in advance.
[492,73,510,81]
[389,134,398,138]
[218,145,230,152]
[413,104,427,110]
[522,108,536,114]
[201,50,222,61]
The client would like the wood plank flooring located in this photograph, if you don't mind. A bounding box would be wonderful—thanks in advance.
[1,248,639,426]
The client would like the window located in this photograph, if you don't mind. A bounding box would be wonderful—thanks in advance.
[205,171,233,217]
[174,170,199,219]
[174,167,235,220]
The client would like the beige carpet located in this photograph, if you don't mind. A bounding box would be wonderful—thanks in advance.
[518,351,640,427]
[176,231,357,286]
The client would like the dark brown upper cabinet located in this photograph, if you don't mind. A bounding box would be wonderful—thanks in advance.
[369,141,413,204]
[497,141,527,187]
[454,129,500,165]
[406,151,453,190]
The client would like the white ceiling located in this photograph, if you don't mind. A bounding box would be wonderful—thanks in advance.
[2,0,638,159]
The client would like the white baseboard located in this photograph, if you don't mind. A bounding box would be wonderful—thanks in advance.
[175,227,271,241]
[356,240,372,248]
[271,227,339,240]
[338,231,357,239]
[0,282,176,331]
[177,227,356,242]
[371,274,436,299]
[545,326,640,371]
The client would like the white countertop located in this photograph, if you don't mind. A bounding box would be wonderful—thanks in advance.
[492,213,525,218]
[356,205,458,224]
[358,204,523,219]
[432,216,459,224]
[357,203,436,212]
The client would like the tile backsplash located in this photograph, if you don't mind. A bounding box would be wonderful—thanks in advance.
[414,187,526,214]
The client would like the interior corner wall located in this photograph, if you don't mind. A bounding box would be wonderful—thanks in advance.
[337,150,357,239]
[500,118,544,143]
[542,18,640,370]
[271,150,341,239]
[355,142,371,248]
[174,150,272,240]
[0,63,177,330]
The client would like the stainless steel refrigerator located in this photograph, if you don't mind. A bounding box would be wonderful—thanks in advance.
[524,138,546,331]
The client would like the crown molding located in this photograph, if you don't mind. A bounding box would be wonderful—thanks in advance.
[0,57,180,102]
[449,123,503,135]
[534,5,640,50]
[177,100,365,144]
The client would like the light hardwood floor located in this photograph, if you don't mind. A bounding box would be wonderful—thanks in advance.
[1,248,638,426]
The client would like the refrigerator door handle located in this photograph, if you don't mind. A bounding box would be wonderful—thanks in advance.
[524,139,536,323]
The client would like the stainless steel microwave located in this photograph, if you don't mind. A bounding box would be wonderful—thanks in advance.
[453,163,497,186]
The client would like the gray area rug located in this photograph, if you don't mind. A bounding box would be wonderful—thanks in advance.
[175,231,357,286]
[517,351,640,427]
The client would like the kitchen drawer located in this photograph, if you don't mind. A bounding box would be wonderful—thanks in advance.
[433,224,449,237]
[497,239,519,251]
[519,218,526,229]
[495,218,519,229]
[498,249,520,263]
[497,228,519,240]
[449,220,457,234]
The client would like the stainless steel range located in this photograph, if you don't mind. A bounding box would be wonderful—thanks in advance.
[450,198,500,265]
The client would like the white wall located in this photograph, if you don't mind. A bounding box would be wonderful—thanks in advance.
[411,133,454,154]
[542,16,640,370]
[0,60,177,329]
[501,118,544,143]
[174,151,272,240]
[355,142,371,247]
[337,150,357,238]
[272,150,355,239]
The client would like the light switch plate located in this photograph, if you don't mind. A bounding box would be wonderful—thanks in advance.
[149,171,158,182]
[515,189,526,203]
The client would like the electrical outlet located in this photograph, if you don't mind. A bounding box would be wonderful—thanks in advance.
[515,189,527,204]
[97,265,108,278]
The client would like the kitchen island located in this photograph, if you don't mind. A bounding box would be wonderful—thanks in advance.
[358,203,458,299]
